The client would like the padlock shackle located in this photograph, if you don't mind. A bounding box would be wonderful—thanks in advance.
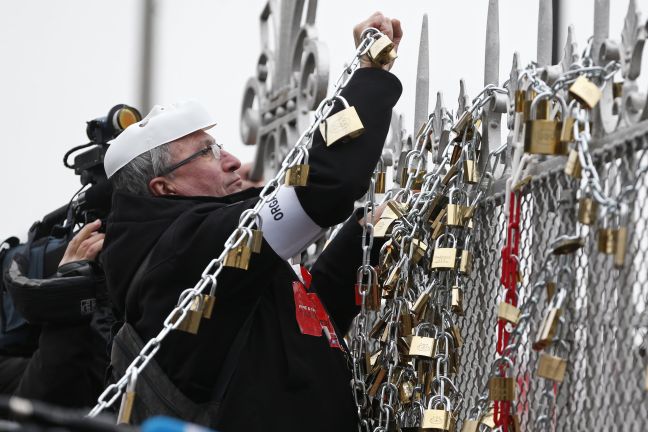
[529,91,567,119]
[426,394,452,411]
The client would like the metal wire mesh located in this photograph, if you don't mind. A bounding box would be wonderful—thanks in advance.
[454,125,648,430]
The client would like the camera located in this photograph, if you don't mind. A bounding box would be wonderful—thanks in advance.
[34,104,142,239]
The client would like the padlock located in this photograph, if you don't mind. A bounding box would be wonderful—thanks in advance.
[578,196,598,225]
[488,376,516,401]
[451,285,464,316]
[560,113,576,143]
[597,227,616,255]
[446,189,467,227]
[537,352,568,382]
[421,398,455,431]
[533,307,562,350]
[514,90,526,113]
[408,324,436,358]
[452,110,473,136]
[401,167,426,189]
[284,148,310,186]
[463,142,479,184]
[564,148,582,178]
[524,92,568,155]
[569,75,602,109]
[450,324,463,348]
[431,234,458,270]
[368,318,387,340]
[174,295,205,334]
[319,95,364,146]
[224,230,254,270]
[551,236,585,255]
[614,226,628,268]
[399,379,414,404]
[367,34,397,65]
[442,162,459,185]
[202,275,217,319]
[497,302,521,325]
[461,419,479,432]
[413,290,431,321]
[459,234,473,274]
[117,371,138,424]
[400,307,413,336]
[450,143,462,164]
[374,157,387,194]
[367,366,387,398]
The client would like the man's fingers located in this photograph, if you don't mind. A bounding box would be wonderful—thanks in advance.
[77,233,105,260]
[84,238,105,261]
[391,18,403,50]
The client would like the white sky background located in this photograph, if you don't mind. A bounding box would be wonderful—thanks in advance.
[0,0,639,241]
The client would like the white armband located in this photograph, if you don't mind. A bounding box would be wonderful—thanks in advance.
[258,186,325,260]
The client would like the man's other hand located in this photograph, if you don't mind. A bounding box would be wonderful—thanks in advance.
[353,11,403,71]
[59,219,105,266]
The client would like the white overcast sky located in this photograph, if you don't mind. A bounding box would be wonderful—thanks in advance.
[0,0,638,241]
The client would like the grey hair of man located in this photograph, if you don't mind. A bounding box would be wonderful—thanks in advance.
[111,142,174,196]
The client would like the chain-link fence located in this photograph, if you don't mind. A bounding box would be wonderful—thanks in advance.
[456,123,648,430]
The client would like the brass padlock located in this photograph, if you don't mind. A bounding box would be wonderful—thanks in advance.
[597,227,616,255]
[399,379,414,404]
[401,167,426,189]
[174,296,205,334]
[117,372,137,424]
[497,302,521,325]
[284,149,310,187]
[560,114,576,143]
[374,157,387,194]
[614,226,628,268]
[569,75,602,109]
[451,286,464,316]
[578,196,598,225]
[431,234,458,270]
[459,249,473,274]
[202,293,216,319]
[447,189,467,227]
[537,352,568,382]
[367,34,397,65]
[224,231,254,270]
[564,149,582,178]
[533,307,562,350]
[450,324,463,348]
[413,291,430,320]
[421,408,454,431]
[408,335,436,358]
[411,239,428,264]
[367,366,387,398]
[452,110,473,136]
[524,93,567,155]
[462,420,479,432]
[319,96,364,146]
[463,144,479,184]
[250,229,263,254]
[488,376,516,401]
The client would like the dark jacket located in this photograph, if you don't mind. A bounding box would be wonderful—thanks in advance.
[102,68,402,431]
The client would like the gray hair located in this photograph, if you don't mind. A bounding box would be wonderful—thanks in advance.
[111,143,174,196]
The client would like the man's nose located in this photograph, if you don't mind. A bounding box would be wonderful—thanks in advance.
[221,150,241,172]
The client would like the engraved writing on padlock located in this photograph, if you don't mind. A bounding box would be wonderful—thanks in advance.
[319,97,364,146]
[569,75,602,109]
[524,93,567,155]
[431,248,457,270]
[578,197,598,225]
[367,34,397,65]
[564,149,582,178]
[489,376,516,401]
[408,335,436,358]
[421,409,453,431]
[537,352,568,382]
[284,164,310,187]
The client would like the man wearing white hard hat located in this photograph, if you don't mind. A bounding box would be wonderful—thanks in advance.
[102,13,402,431]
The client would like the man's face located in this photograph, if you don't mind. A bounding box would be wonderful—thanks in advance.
[156,130,243,197]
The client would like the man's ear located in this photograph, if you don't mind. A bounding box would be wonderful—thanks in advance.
[149,176,177,196]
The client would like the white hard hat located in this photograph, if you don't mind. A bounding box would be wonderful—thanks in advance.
[104,100,217,178]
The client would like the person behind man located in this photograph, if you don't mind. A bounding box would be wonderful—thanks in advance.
[101,12,403,431]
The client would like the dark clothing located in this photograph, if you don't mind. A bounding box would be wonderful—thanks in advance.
[102,68,402,431]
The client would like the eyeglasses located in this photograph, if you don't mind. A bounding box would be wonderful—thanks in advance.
[157,142,223,177]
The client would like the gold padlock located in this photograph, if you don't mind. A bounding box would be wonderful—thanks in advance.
[367,34,397,65]
[462,419,479,432]
[597,227,616,255]
[319,96,364,146]
[408,335,436,358]
[450,324,463,348]
[533,308,561,350]
[564,149,582,178]
[560,114,576,143]
[452,110,473,136]
[411,239,428,264]
[174,296,205,334]
[367,366,387,398]
[224,231,254,270]
[569,75,602,109]
[446,189,467,227]
[250,229,263,254]
[524,94,567,155]
[614,226,628,268]
[374,157,387,193]
[463,159,479,184]
[459,249,473,274]
[284,164,309,186]
[498,302,521,325]
[421,408,454,431]
[117,372,137,425]
[451,286,464,316]
[578,196,598,225]
[401,167,426,189]
[431,234,458,270]
[488,376,516,401]
[202,294,216,319]
[413,291,430,320]
[537,352,568,382]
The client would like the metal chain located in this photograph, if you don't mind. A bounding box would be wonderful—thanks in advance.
[87,27,390,419]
